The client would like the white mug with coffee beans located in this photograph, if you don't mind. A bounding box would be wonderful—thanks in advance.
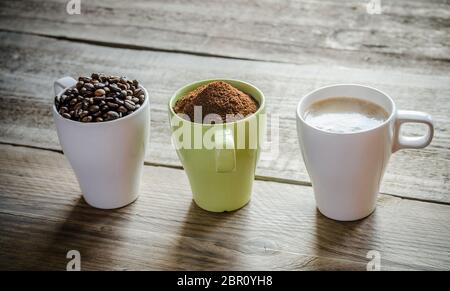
[296,84,434,221]
[53,76,150,209]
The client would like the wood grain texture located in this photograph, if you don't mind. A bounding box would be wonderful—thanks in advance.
[0,144,449,271]
[0,31,449,202]
[0,0,448,70]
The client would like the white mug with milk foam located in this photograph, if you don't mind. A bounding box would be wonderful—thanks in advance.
[296,84,434,221]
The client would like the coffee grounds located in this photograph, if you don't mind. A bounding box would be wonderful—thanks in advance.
[173,81,258,123]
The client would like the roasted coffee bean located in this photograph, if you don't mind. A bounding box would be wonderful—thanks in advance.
[115,98,124,105]
[138,95,145,104]
[124,100,135,111]
[107,102,119,109]
[118,106,128,113]
[93,96,105,103]
[84,83,95,91]
[133,88,143,97]
[109,84,121,92]
[89,105,100,112]
[81,116,92,122]
[95,89,105,96]
[55,74,145,123]
[80,110,89,118]
[107,111,120,119]
[94,82,105,89]
[73,102,82,111]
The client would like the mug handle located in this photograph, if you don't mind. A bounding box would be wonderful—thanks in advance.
[214,127,236,172]
[393,110,434,152]
[54,76,77,96]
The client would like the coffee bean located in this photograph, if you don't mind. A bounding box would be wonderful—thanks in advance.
[101,105,109,111]
[115,98,124,105]
[91,73,99,80]
[76,81,84,89]
[94,82,105,89]
[107,102,119,109]
[133,88,143,97]
[118,106,128,113]
[81,116,92,122]
[95,117,103,122]
[132,97,140,104]
[93,96,105,103]
[89,105,100,112]
[109,84,121,93]
[73,102,82,111]
[107,111,119,119]
[135,104,141,110]
[59,106,68,113]
[95,89,105,96]
[84,83,95,91]
[62,112,71,119]
[138,95,145,104]
[92,110,102,117]
[80,110,89,118]
[125,95,132,101]
[124,100,135,111]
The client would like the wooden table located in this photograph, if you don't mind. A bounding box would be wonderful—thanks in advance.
[0,0,449,271]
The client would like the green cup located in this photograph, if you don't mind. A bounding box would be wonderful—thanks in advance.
[168,79,266,212]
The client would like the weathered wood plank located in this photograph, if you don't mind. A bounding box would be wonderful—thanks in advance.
[0,0,448,69]
[0,144,449,270]
[0,31,448,202]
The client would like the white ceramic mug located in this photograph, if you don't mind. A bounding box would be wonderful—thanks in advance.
[53,76,150,209]
[296,84,434,221]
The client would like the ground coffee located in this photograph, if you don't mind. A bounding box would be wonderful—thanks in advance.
[173,81,258,123]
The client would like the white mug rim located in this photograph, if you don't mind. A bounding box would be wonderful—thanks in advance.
[296,84,397,135]
[53,84,150,127]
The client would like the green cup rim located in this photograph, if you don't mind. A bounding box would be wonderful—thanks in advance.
[169,79,266,126]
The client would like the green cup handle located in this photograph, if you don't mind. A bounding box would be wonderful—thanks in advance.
[214,128,236,173]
